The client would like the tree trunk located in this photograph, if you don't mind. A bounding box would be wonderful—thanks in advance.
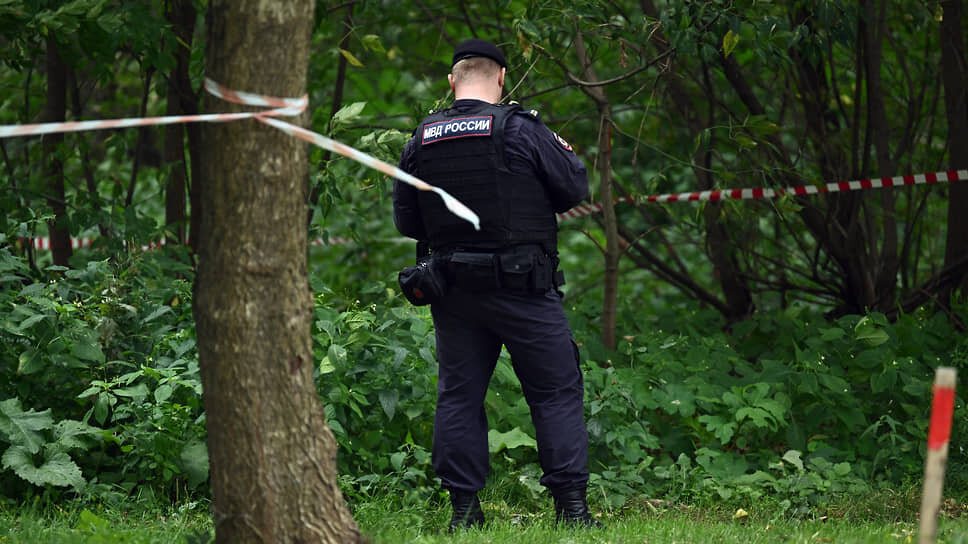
[44,38,72,267]
[941,0,968,300]
[790,11,875,315]
[195,2,364,543]
[862,0,900,312]
[164,0,197,246]
[640,0,753,322]
[574,27,621,350]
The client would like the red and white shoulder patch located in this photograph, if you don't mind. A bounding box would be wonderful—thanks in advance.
[553,132,573,152]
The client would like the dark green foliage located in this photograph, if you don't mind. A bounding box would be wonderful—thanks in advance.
[1,227,966,516]
[304,265,967,515]
[0,237,204,504]
[310,278,438,505]
[1,0,966,523]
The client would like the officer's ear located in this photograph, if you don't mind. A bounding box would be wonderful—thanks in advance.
[448,73,456,92]
[498,67,506,89]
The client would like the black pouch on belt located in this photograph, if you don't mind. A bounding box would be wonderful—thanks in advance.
[448,252,499,291]
[398,256,446,306]
[498,252,535,292]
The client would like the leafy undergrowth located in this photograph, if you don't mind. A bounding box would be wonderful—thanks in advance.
[1,240,967,525]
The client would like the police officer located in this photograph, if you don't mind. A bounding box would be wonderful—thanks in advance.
[393,38,599,530]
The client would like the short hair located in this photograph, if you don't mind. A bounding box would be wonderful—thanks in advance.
[451,56,502,85]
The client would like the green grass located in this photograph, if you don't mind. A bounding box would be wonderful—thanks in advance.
[1,491,967,544]
[357,518,968,544]
[352,494,968,544]
[0,502,212,544]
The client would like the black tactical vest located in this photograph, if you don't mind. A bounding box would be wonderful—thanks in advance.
[413,102,558,251]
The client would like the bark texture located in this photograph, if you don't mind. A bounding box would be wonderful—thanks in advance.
[164,0,197,246]
[195,2,364,542]
[44,38,72,267]
[573,28,621,350]
[941,0,968,300]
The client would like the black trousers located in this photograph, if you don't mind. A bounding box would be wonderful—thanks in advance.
[430,288,589,494]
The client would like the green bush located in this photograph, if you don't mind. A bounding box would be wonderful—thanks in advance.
[1,239,965,518]
[0,242,204,504]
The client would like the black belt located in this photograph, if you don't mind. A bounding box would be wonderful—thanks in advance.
[439,246,563,293]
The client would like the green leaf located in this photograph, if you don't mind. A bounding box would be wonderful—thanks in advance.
[72,340,104,363]
[856,327,889,347]
[154,384,173,403]
[818,327,846,341]
[52,419,99,451]
[17,349,44,375]
[327,344,348,366]
[114,384,149,399]
[723,29,740,58]
[870,367,897,394]
[77,509,110,532]
[0,249,29,274]
[143,305,172,323]
[96,12,123,33]
[179,440,209,488]
[781,450,804,471]
[662,384,696,417]
[745,115,781,137]
[2,446,84,487]
[734,134,757,149]
[338,48,364,67]
[390,451,406,471]
[93,393,110,425]
[379,390,399,421]
[855,316,889,346]
[333,102,367,125]
[17,313,48,331]
[0,398,54,454]
[488,427,537,454]
[817,373,849,393]
[698,414,736,443]
[361,34,386,53]
[736,406,774,428]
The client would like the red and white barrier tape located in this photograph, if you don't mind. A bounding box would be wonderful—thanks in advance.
[4,77,965,235]
[0,79,481,230]
[0,80,304,139]
[20,235,356,251]
[22,166,968,249]
[553,170,968,221]
[644,170,968,203]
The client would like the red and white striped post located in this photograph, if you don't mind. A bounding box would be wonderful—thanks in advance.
[919,366,957,544]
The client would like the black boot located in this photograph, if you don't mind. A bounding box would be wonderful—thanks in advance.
[448,490,485,531]
[552,487,602,529]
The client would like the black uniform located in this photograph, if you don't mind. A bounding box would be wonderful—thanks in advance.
[393,98,590,494]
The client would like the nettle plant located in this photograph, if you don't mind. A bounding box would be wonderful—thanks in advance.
[0,243,206,502]
[311,277,440,503]
[577,304,967,512]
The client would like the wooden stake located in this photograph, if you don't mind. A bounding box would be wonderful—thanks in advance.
[919,367,957,544]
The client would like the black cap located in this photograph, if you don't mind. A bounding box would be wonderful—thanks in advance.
[452,39,507,68]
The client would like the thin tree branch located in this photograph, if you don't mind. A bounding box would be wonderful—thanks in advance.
[126,65,155,208]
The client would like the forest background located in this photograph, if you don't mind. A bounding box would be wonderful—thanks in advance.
[1,0,967,540]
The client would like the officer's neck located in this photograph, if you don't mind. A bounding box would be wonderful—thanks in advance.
[453,86,501,104]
